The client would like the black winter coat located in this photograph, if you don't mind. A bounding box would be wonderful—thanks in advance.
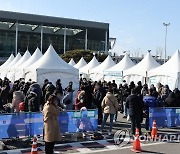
[126,94,143,117]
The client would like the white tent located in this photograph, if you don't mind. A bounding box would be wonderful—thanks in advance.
[68,58,76,66]
[74,57,87,69]
[90,55,115,81]
[14,47,43,80]
[104,54,135,84]
[123,52,160,84]
[7,53,22,67]
[6,50,31,81]
[0,53,22,79]
[13,50,31,68]
[79,56,100,76]
[148,49,180,90]
[0,54,14,68]
[24,45,79,90]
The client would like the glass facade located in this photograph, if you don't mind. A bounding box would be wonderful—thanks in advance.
[0,26,107,57]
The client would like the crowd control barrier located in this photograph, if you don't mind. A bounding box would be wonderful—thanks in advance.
[0,109,98,139]
[149,107,180,128]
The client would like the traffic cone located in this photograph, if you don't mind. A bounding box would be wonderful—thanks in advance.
[31,136,38,154]
[131,128,141,153]
[151,120,158,139]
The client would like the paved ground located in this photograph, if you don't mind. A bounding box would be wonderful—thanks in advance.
[1,112,180,154]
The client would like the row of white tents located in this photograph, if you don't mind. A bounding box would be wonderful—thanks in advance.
[1,45,180,90]
[0,45,79,90]
[68,49,180,90]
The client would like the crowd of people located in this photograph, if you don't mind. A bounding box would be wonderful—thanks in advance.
[1,76,180,153]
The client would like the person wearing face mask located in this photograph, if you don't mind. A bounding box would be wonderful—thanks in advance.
[93,83,106,125]
[53,90,65,109]
[42,95,63,154]
[75,88,86,110]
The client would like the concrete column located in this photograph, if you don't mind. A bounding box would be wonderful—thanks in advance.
[15,22,18,56]
[105,30,108,53]
[64,27,66,54]
[41,25,43,52]
[85,29,88,50]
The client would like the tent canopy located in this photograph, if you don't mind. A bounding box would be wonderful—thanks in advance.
[68,58,76,66]
[148,49,180,78]
[13,50,31,68]
[124,52,160,77]
[25,45,79,89]
[0,54,14,68]
[14,47,43,81]
[20,47,42,68]
[7,53,22,67]
[105,54,135,73]
[80,56,99,74]
[90,55,115,74]
[74,57,87,69]
[90,55,115,81]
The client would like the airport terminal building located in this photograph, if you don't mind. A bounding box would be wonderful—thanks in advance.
[0,10,109,58]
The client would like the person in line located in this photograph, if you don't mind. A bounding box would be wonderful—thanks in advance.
[12,91,24,113]
[143,89,159,130]
[74,87,86,110]
[93,83,106,125]
[63,87,74,110]
[27,91,39,112]
[126,88,143,135]
[101,88,119,136]
[54,90,65,109]
[165,92,177,107]
[122,83,130,118]
[56,79,63,94]
[42,95,62,154]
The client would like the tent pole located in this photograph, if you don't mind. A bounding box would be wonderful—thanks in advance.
[145,71,147,84]
[122,71,124,83]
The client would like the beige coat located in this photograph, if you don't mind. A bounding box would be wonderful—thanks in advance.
[101,92,119,114]
[42,103,61,142]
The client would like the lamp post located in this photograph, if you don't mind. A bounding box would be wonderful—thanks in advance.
[163,22,170,63]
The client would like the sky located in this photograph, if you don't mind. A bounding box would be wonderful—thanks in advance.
[0,0,179,57]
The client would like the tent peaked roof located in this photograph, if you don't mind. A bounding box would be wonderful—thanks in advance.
[8,53,22,67]
[124,52,160,77]
[105,54,135,72]
[0,54,14,68]
[74,57,87,69]
[28,45,77,72]
[148,49,180,77]
[13,50,31,67]
[80,56,100,74]
[20,47,43,68]
[90,55,115,74]
[68,58,76,66]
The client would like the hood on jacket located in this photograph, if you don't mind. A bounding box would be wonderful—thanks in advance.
[106,92,114,99]
[78,90,85,100]
[168,92,176,99]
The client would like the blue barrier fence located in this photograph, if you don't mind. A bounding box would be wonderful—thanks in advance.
[0,109,98,139]
[149,107,180,128]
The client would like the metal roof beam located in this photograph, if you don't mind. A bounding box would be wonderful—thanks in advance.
[53,27,61,33]
[32,25,39,31]
[8,22,15,29]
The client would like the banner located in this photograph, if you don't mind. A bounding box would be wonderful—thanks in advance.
[149,107,180,128]
[0,109,98,139]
